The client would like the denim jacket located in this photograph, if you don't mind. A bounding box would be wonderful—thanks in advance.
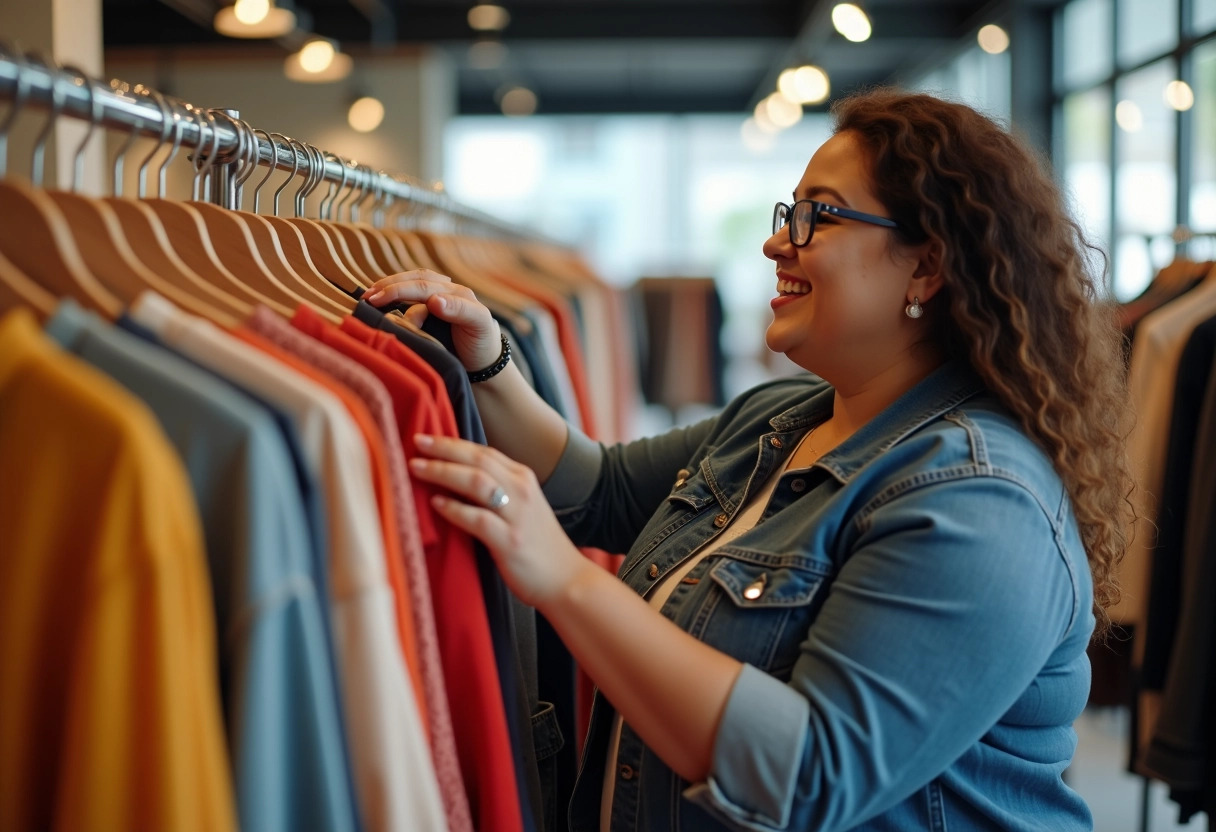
[541,361,1095,832]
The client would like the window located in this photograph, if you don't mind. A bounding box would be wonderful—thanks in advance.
[1114,59,1177,298]
[1190,41,1216,257]
[1194,0,1216,36]
[1117,0,1178,69]
[1060,0,1113,90]
[1061,87,1112,255]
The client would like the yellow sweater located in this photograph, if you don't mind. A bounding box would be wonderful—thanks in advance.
[0,308,237,832]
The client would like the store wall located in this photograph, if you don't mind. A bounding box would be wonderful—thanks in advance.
[104,47,455,207]
[1,0,105,193]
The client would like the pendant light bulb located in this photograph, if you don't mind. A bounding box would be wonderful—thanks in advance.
[234,0,269,25]
[349,96,386,132]
[214,0,296,38]
[300,39,336,73]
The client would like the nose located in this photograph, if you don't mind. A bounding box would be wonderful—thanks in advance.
[763,226,794,261]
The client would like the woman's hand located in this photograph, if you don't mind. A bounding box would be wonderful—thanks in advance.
[408,433,591,609]
[364,269,502,373]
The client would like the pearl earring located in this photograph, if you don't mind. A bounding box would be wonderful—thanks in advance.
[905,296,923,319]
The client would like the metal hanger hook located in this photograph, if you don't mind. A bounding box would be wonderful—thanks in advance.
[284,137,312,217]
[137,88,174,198]
[156,98,186,198]
[190,106,221,201]
[297,143,326,216]
[0,42,31,179]
[26,52,65,188]
[337,159,362,220]
[271,133,301,216]
[57,64,100,192]
[320,150,346,219]
[252,129,279,213]
[111,85,148,197]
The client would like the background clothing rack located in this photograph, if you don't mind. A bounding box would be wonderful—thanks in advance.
[0,51,556,245]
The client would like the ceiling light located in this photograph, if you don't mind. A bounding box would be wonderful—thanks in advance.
[214,0,296,38]
[1115,100,1143,132]
[832,3,872,42]
[1164,80,1194,111]
[741,118,776,153]
[469,4,511,32]
[753,101,781,133]
[778,65,830,105]
[284,39,353,83]
[499,86,537,116]
[763,92,803,128]
[977,24,1010,54]
[468,38,507,69]
[300,39,335,73]
[348,96,385,132]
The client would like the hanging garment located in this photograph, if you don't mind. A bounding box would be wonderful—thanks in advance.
[291,303,527,832]
[243,306,474,832]
[127,292,447,832]
[1139,334,1216,822]
[0,308,238,832]
[338,311,544,832]
[45,300,360,832]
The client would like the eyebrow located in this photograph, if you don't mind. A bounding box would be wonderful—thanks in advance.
[793,186,851,207]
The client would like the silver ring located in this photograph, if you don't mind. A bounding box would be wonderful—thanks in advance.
[487,486,510,512]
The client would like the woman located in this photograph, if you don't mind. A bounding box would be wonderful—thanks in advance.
[368,89,1131,831]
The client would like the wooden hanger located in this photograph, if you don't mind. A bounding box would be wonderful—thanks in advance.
[62,76,251,317]
[14,58,237,325]
[0,49,120,316]
[271,138,367,294]
[284,142,375,285]
[235,129,351,313]
[0,245,57,320]
[327,162,397,277]
[244,131,355,308]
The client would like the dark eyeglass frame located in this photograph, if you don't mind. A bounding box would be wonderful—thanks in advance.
[773,199,900,247]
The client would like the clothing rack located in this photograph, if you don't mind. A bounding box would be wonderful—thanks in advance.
[0,50,557,245]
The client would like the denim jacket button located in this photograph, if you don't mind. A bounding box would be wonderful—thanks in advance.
[648,563,660,579]
[769,436,783,449]
[714,513,729,528]
[743,573,768,600]
[619,764,634,780]
[790,477,807,493]
[674,468,692,488]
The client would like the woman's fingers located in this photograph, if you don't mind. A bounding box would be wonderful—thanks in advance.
[408,455,508,510]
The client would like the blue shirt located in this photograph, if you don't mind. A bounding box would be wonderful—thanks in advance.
[46,302,361,832]
[543,360,1094,831]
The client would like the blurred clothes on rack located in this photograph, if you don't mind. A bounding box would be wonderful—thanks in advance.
[633,277,726,416]
[1112,256,1216,824]
[0,308,239,832]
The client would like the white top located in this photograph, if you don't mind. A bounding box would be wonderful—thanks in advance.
[600,439,809,832]
[130,292,448,832]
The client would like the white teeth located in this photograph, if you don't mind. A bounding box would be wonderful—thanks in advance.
[777,279,811,295]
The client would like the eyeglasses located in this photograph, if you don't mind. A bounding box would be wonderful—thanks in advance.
[772,199,900,247]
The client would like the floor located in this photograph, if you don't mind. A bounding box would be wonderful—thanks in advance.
[1070,707,1204,831]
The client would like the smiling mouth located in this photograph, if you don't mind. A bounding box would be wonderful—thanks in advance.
[776,278,811,296]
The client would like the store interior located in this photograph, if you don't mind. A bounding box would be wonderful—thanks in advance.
[2,1,1214,830]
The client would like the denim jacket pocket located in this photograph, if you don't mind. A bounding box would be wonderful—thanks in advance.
[697,551,831,678]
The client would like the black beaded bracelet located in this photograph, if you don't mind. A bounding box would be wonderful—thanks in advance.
[467,334,512,383]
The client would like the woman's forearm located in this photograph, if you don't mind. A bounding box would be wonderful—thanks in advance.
[540,559,744,783]
[471,359,570,484]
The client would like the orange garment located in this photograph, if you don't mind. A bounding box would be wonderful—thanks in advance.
[230,326,429,730]
[0,309,237,832]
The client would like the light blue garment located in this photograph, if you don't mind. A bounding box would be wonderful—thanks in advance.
[544,360,1095,832]
[46,301,361,832]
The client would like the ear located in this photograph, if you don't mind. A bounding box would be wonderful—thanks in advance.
[907,238,946,304]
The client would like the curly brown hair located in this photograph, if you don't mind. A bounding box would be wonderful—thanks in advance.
[832,88,1133,638]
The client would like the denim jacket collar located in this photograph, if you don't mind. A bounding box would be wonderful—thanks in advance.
[769,360,987,485]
